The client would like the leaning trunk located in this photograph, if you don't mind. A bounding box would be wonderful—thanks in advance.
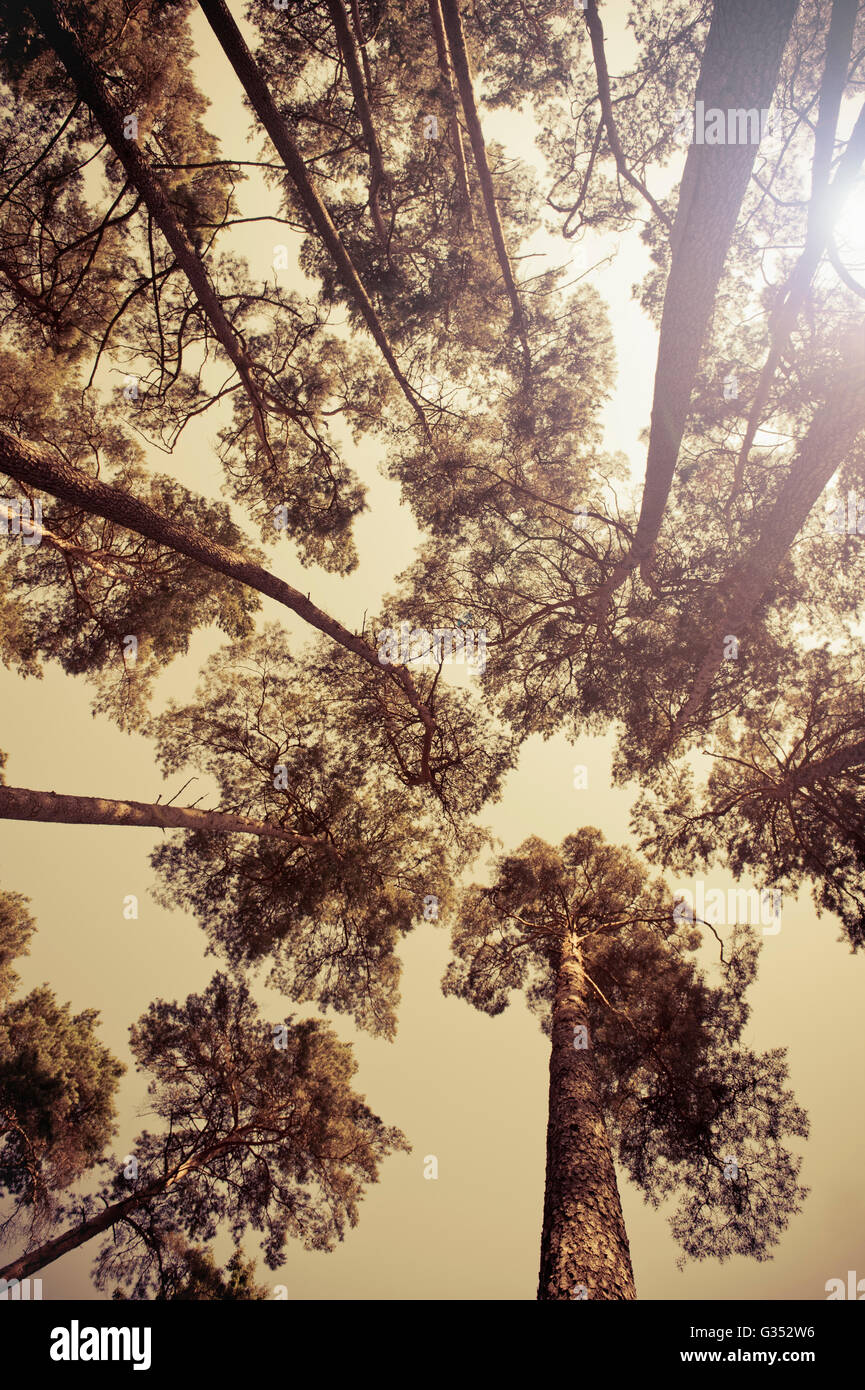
[427,0,474,222]
[0,1186,162,1283]
[668,352,865,743]
[324,0,391,247]
[197,0,430,439]
[30,0,271,451]
[597,0,798,607]
[538,930,635,1301]
[439,0,529,362]
[775,738,865,793]
[0,1137,241,1282]
[0,425,435,765]
[0,785,322,848]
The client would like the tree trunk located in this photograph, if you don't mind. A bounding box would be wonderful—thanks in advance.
[348,0,374,92]
[0,785,322,848]
[730,97,865,496]
[427,0,473,223]
[597,0,798,608]
[438,0,529,363]
[583,0,670,229]
[0,1135,243,1282]
[196,0,430,440]
[324,0,391,247]
[0,1188,161,1283]
[28,0,271,453]
[766,738,865,795]
[0,425,436,761]
[537,929,635,1301]
[669,353,865,743]
[729,0,863,502]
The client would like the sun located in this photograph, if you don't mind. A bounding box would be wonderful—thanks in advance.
[830,166,865,275]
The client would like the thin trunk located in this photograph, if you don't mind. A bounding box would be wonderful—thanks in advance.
[28,0,272,455]
[427,0,473,223]
[325,0,391,247]
[0,426,436,767]
[583,0,671,230]
[596,0,798,612]
[0,1187,162,1283]
[669,356,865,743]
[807,0,858,208]
[729,93,865,500]
[0,1134,243,1282]
[0,501,141,579]
[438,0,529,364]
[348,0,374,93]
[196,0,431,441]
[537,929,635,1301]
[0,785,323,848]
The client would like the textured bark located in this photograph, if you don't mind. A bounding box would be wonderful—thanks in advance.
[0,785,322,848]
[438,0,529,361]
[597,0,798,607]
[537,931,635,1301]
[427,0,473,222]
[0,426,436,759]
[28,0,271,451]
[196,0,431,439]
[669,355,865,742]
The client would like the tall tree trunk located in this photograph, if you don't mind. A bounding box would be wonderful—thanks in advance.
[537,929,635,1301]
[0,426,436,766]
[438,0,529,363]
[668,352,865,743]
[0,785,322,848]
[27,0,272,455]
[596,0,798,612]
[427,0,473,223]
[348,0,374,93]
[196,0,431,441]
[324,0,391,247]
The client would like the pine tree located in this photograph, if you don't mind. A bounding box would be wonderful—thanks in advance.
[0,888,123,1226]
[1,971,407,1289]
[444,830,807,1299]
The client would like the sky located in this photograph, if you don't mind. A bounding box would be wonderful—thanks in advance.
[0,0,863,1301]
